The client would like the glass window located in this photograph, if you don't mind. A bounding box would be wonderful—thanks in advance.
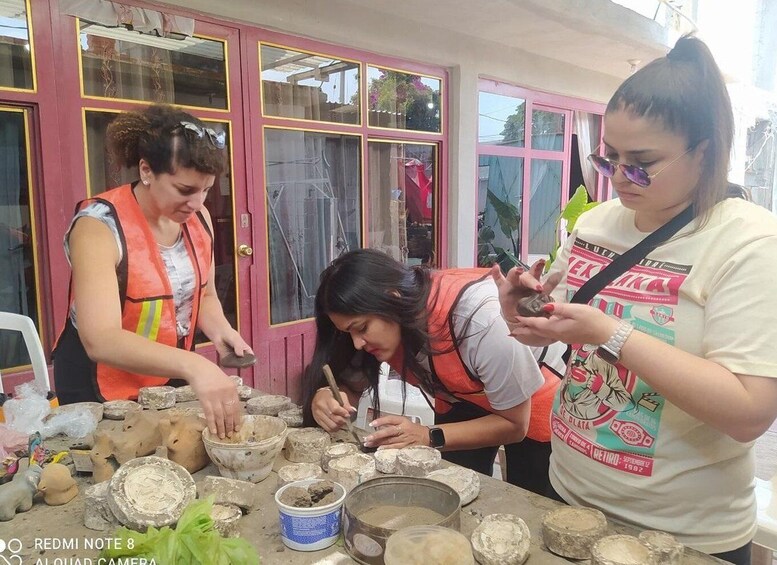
[477,155,524,267]
[366,67,441,132]
[0,108,40,370]
[0,0,34,90]
[79,22,228,109]
[260,45,359,124]
[478,92,525,147]
[529,159,562,255]
[264,129,361,324]
[532,110,565,151]
[83,110,237,336]
[368,142,436,266]
[84,111,136,194]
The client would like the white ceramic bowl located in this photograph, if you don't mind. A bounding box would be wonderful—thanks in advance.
[202,415,287,483]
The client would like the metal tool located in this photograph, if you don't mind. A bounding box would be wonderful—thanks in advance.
[322,364,364,447]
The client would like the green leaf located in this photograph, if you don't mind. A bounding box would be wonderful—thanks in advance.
[486,189,520,238]
[101,497,260,564]
[560,185,590,222]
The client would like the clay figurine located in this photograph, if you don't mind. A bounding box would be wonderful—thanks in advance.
[0,465,42,521]
[159,413,210,473]
[90,410,162,483]
[38,463,78,505]
[517,292,553,317]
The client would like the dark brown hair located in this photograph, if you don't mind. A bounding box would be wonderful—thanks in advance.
[606,35,734,222]
[106,104,225,175]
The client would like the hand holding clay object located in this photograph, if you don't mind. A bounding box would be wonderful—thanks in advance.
[516,292,553,317]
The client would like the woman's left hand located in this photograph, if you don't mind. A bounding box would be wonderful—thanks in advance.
[214,328,254,358]
[363,415,430,449]
[518,302,619,346]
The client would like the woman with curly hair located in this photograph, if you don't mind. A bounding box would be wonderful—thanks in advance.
[53,104,251,439]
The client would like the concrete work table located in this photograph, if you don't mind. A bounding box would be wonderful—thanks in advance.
[4,425,724,564]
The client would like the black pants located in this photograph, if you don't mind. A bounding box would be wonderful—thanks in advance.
[52,318,102,404]
[435,402,553,494]
[435,402,499,475]
[53,318,183,404]
[504,436,552,496]
[544,483,752,564]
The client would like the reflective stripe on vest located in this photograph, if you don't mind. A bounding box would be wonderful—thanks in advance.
[65,184,212,401]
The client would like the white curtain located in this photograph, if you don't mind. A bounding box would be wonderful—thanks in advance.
[60,0,194,38]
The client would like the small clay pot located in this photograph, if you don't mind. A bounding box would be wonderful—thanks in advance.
[516,292,553,317]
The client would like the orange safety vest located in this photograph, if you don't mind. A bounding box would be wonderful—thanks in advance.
[388,268,560,442]
[59,184,212,401]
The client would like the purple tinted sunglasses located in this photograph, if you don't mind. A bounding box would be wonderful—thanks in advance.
[587,146,693,188]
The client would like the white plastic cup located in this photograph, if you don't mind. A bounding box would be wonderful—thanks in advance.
[275,479,347,551]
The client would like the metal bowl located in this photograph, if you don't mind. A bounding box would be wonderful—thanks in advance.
[343,475,461,565]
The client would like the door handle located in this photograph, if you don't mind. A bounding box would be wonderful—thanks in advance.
[237,244,253,257]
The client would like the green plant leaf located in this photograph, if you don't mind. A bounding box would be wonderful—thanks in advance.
[560,185,590,222]
[486,189,520,238]
[101,497,260,564]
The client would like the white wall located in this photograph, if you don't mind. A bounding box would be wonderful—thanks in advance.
[158,0,626,265]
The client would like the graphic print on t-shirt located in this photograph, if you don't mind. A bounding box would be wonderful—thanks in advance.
[552,238,692,476]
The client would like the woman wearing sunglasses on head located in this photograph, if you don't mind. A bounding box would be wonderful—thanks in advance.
[493,35,777,564]
[53,104,251,440]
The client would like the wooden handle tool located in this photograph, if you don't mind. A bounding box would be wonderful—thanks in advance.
[322,364,363,446]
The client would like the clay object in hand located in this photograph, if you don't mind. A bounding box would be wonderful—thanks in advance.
[516,292,553,317]
[220,352,257,369]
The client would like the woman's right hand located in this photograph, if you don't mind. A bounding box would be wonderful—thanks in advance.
[491,261,560,346]
[311,387,356,432]
[185,359,242,440]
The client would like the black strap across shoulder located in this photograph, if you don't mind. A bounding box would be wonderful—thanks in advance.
[570,205,695,305]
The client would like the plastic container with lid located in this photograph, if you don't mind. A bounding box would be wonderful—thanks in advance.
[384,525,475,565]
[275,478,347,551]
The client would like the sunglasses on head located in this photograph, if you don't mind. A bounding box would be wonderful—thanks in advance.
[587,145,694,188]
[176,121,226,149]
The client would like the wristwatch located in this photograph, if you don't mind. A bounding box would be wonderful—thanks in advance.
[596,320,634,364]
[428,426,446,449]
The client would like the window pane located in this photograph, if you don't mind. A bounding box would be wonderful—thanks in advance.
[0,109,40,370]
[529,159,562,256]
[0,0,33,89]
[477,155,524,267]
[83,111,237,336]
[532,110,565,151]
[265,129,361,324]
[261,45,359,124]
[85,111,137,194]
[367,67,440,132]
[79,23,227,109]
[478,92,525,147]
[368,142,436,266]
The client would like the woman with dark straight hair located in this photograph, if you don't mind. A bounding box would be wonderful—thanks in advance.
[302,248,566,495]
[494,35,777,564]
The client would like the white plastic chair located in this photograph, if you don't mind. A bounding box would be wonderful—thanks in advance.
[0,311,50,395]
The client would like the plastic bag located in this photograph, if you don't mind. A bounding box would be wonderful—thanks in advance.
[3,382,51,435]
[41,409,97,439]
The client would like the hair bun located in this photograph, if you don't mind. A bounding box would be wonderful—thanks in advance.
[667,35,699,62]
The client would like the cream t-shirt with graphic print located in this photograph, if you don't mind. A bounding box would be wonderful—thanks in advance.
[547,197,777,554]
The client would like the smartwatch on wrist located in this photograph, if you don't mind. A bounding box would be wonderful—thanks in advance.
[428,426,446,449]
[596,320,634,364]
